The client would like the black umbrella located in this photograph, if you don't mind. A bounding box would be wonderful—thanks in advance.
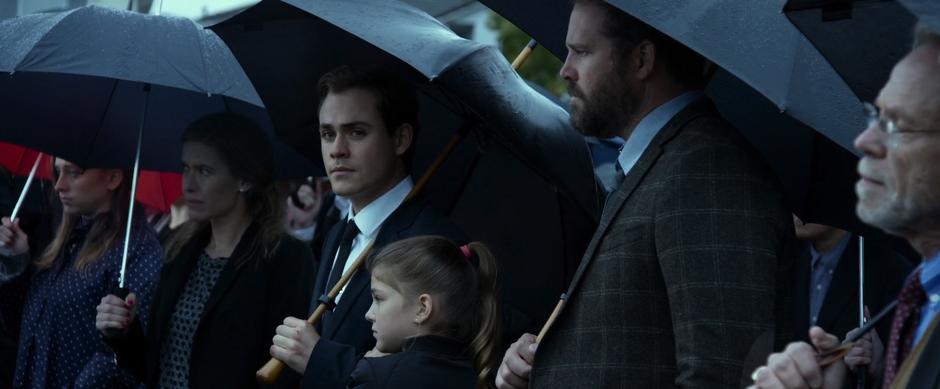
[0,6,316,177]
[0,6,317,288]
[784,0,916,104]
[900,0,940,34]
[211,0,602,361]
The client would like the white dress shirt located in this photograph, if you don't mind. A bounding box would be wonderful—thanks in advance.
[331,177,413,302]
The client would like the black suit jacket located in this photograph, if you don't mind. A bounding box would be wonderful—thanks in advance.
[792,234,912,343]
[301,197,466,389]
[347,335,476,389]
[110,224,314,388]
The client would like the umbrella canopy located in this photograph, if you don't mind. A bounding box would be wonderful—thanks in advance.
[212,0,603,329]
[784,0,916,103]
[605,0,867,152]
[0,5,317,178]
[900,0,940,34]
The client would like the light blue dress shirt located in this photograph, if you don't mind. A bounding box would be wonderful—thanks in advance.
[914,252,940,345]
[616,91,704,175]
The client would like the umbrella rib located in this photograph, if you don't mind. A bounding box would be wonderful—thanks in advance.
[86,78,122,163]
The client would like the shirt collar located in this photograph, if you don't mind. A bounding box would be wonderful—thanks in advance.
[347,177,414,238]
[921,251,940,296]
[809,232,852,271]
[617,91,704,175]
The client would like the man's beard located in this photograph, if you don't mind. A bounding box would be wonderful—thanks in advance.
[568,70,638,138]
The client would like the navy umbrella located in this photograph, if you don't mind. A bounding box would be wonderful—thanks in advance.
[211,0,603,369]
[0,5,315,176]
[0,6,317,287]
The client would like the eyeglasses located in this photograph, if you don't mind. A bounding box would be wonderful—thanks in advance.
[863,102,939,136]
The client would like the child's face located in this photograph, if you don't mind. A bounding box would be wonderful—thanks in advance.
[365,275,420,353]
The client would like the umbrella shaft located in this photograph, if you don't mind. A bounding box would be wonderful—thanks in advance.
[9,153,42,221]
[119,84,150,288]
[859,236,865,325]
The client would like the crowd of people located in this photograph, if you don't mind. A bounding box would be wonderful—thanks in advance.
[0,0,938,388]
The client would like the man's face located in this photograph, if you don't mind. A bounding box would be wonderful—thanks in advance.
[559,1,639,138]
[319,88,409,210]
[854,44,940,237]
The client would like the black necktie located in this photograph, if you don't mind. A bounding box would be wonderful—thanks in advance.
[326,218,361,292]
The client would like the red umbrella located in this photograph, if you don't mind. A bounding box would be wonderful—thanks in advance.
[0,141,181,213]
[0,141,53,179]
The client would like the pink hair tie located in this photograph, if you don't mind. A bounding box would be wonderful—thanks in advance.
[459,244,472,260]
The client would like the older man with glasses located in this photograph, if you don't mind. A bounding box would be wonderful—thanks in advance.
[749,23,940,389]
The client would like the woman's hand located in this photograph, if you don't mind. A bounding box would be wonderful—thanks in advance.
[0,217,29,257]
[95,293,137,337]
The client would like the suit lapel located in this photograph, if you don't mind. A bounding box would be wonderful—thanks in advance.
[321,199,423,338]
[563,99,712,298]
[199,224,259,323]
[818,236,859,331]
[313,225,343,308]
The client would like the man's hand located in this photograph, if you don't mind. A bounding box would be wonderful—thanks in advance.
[496,333,537,389]
[0,217,29,257]
[270,316,321,374]
[748,327,848,389]
[844,308,884,380]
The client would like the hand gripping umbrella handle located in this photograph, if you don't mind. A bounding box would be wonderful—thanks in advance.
[255,242,375,384]
[0,153,42,257]
[102,286,131,338]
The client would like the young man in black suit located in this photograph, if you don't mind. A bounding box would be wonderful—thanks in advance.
[269,65,465,389]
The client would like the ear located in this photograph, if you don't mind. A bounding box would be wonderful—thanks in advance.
[237,180,252,194]
[393,123,414,157]
[414,293,433,325]
[105,170,124,191]
[633,40,656,81]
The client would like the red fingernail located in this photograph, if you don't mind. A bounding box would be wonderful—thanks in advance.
[127,300,135,307]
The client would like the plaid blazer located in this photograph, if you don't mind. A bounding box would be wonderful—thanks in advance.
[530,99,795,388]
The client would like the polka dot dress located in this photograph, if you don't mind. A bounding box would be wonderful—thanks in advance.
[13,215,163,388]
[157,252,228,389]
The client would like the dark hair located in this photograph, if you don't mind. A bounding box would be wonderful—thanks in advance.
[38,163,132,272]
[577,0,708,89]
[317,65,419,171]
[914,22,940,49]
[368,236,500,389]
[166,112,285,265]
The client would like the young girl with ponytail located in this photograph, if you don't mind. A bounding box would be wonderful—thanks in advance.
[350,235,501,389]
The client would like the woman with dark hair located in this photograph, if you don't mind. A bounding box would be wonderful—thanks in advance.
[96,112,315,388]
[0,158,163,388]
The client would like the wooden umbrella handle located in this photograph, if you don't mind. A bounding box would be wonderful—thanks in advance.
[536,294,566,343]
